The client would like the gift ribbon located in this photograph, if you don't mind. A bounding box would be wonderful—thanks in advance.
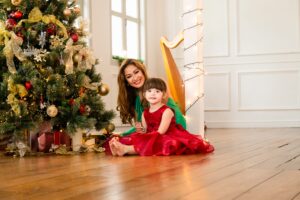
[17,7,68,39]
[0,21,26,73]
[7,76,28,116]
[3,32,27,74]
[64,39,82,74]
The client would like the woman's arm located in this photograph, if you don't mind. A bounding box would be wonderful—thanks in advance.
[120,126,136,136]
[157,108,174,134]
[166,98,186,129]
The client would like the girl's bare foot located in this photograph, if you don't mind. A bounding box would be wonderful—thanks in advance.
[112,140,128,156]
[109,137,119,156]
[112,140,137,156]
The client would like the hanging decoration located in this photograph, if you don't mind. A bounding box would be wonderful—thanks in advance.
[98,83,110,96]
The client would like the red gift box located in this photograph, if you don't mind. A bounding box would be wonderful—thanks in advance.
[53,131,71,147]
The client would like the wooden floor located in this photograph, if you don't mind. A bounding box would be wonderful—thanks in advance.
[0,128,299,200]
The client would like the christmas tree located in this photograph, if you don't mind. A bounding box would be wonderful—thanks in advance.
[0,0,115,141]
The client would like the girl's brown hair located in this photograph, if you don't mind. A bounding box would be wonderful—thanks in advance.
[142,78,168,107]
[117,59,148,124]
[143,78,167,93]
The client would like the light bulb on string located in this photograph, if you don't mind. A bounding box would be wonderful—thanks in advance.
[184,115,190,123]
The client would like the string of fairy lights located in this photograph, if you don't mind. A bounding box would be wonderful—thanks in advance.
[182,4,205,114]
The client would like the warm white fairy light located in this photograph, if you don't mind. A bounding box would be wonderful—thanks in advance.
[183,23,202,32]
[184,115,190,123]
[183,37,203,52]
[182,0,205,135]
[182,8,203,17]
[185,94,204,113]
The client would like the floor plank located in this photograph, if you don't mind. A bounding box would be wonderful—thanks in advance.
[0,128,299,200]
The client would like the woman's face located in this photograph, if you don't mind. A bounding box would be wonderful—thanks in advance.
[124,64,146,89]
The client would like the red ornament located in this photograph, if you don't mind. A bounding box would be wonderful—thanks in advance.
[6,18,16,30]
[79,104,85,114]
[68,98,75,106]
[13,10,23,19]
[25,81,32,90]
[71,33,79,42]
[46,23,57,35]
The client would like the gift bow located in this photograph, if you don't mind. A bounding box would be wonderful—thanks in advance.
[1,23,27,73]
[7,76,28,116]
[17,7,68,39]
[76,47,96,72]
[64,39,83,74]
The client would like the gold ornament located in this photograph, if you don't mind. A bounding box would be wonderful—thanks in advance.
[106,123,115,133]
[47,105,58,117]
[73,53,81,63]
[98,83,109,96]
[11,0,22,6]
[63,8,71,16]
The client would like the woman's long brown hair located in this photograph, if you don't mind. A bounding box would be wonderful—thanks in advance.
[117,59,148,124]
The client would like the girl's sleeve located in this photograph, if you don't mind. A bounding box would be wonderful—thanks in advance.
[120,96,143,136]
[166,98,187,129]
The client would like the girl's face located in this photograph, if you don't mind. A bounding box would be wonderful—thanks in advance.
[124,64,145,89]
[144,88,164,105]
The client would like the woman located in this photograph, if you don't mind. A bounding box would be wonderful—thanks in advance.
[117,59,186,136]
[110,78,214,156]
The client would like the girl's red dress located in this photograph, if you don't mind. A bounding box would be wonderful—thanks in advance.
[108,105,214,156]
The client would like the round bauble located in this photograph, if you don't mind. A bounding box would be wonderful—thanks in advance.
[73,53,81,63]
[71,33,79,42]
[106,123,115,133]
[63,8,71,16]
[13,10,23,19]
[47,105,58,117]
[11,0,22,6]
[98,83,109,96]
[25,81,32,90]
[46,23,57,35]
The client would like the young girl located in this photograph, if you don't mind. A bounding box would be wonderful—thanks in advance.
[109,78,214,156]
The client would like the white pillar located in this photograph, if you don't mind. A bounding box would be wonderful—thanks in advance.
[182,0,204,137]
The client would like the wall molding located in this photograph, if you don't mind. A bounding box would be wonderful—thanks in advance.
[237,69,300,111]
[235,0,300,56]
[203,0,230,58]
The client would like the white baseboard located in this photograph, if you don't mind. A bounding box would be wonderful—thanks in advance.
[206,120,300,128]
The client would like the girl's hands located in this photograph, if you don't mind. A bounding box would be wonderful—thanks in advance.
[135,122,145,133]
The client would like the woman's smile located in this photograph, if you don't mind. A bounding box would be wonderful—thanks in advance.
[124,64,145,88]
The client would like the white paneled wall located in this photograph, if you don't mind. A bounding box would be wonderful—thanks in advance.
[203,0,300,127]
[89,0,300,129]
